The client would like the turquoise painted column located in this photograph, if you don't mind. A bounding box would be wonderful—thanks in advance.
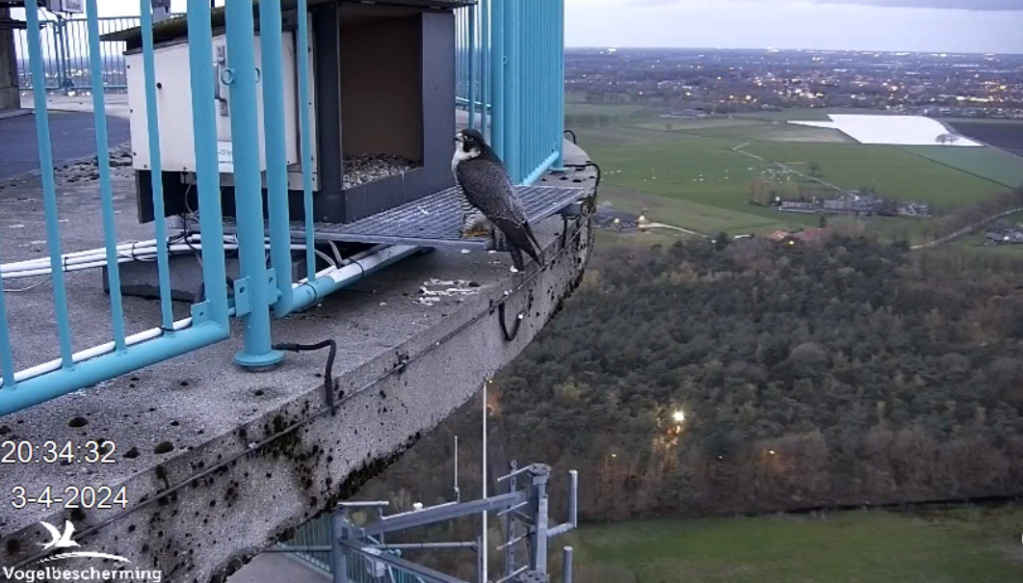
[554,0,566,169]
[490,0,505,162]
[86,0,127,350]
[187,0,230,328]
[224,0,283,368]
[467,4,476,130]
[24,3,73,368]
[504,0,522,183]
[259,0,295,318]
[296,0,317,283]
[480,0,490,140]
[140,0,175,331]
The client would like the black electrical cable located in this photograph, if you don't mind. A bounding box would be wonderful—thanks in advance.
[563,160,602,192]
[497,302,525,342]
[563,129,577,144]
[272,340,339,408]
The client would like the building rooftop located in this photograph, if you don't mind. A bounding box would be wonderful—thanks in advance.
[102,0,477,44]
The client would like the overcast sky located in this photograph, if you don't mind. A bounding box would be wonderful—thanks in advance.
[94,0,1023,54]
[563,0,1023,53]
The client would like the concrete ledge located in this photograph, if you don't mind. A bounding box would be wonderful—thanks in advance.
[0,141,597,583]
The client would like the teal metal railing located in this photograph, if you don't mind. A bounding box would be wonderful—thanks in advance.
[0,0,565,417]
[15,16,142,91]
[456,0,565,185]
[0,0,234,416]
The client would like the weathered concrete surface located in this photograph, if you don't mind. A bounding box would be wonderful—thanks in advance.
[0,8,18,113]
[0,137,597,582]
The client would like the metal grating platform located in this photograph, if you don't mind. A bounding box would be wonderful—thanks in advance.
[224,185,589,249]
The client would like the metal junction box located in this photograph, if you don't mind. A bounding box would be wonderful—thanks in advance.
[107,0,472,227]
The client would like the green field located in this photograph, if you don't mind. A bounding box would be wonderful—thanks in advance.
[902,145,1023,189]
[742,142,1009,206]
[570,104,1021,238]
[562,507,1023,583]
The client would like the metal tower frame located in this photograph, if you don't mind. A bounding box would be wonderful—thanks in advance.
[271,462,579,583]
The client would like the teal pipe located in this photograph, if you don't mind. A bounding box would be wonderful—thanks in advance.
[140,0,175,330]
[467,4,476,130]
[289,247,421,312]
[0,323,229,417]
[505,0,522,183]
[490,0,504,162]
[522,150,561,187]
[86,0,127,350]
[296,0,317,284]
[259,0,295,319]
[24,4,73,367]
[186,0,231,328]
[224,0,283,367]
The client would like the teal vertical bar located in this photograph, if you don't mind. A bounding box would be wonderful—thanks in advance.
[555,0,565,168]
[0,257,15,389]
[505,0,522,183]
[467,5,476,130]
[86,0,126,351]
[140,0,174,331]
[258,0,294,317]
[24,3,73,367]
[225,0,283,368]
[490,0,504,161]
[186,0,230,328]
[480,0,489,140]
[296,0,316,283]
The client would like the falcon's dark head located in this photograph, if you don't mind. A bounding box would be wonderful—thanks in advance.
[454,128,489,161]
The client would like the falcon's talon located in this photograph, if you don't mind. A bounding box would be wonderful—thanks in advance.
[460,227,491,239]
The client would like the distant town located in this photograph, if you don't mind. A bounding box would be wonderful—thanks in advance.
[565,48,1023,121]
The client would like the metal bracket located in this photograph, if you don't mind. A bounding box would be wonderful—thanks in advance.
[232,276,251,316]
[190,300,213,325]
[214,45,228,116]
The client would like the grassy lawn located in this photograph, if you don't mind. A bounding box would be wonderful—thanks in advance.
[570,108,1019,242]
[561,506,1023,583]
[901,145,1023,190]
[742,142,1009,206]
[598,184,799,235]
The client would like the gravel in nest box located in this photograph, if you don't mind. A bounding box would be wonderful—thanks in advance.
[342,154,421,189]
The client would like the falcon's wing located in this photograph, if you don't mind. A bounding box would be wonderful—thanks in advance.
[455,158,528,224]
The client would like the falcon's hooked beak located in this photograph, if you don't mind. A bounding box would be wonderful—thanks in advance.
[454,133,464,143]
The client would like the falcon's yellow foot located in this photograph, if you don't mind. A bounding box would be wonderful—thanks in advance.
[460,226,491,238]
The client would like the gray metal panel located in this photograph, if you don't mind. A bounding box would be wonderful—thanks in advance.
[223,184,586,248]
[324,184,585,248]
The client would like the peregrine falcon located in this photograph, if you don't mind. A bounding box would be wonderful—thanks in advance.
[452,128,542,272]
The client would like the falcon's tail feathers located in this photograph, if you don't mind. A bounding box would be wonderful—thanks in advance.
[494,218,541,266]
[522,221,543,260]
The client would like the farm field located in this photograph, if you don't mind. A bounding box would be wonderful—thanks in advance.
[570,104,1018,238]
[740,141,1008,206]
[902,145,1023,189]
[947,120,1023,157]
[562,506,1023,583]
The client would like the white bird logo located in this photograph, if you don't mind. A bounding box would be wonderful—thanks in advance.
[32,520,131,564]
[39,521,79,551]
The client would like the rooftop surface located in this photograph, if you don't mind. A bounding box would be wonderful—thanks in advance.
[0,105,596,582]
